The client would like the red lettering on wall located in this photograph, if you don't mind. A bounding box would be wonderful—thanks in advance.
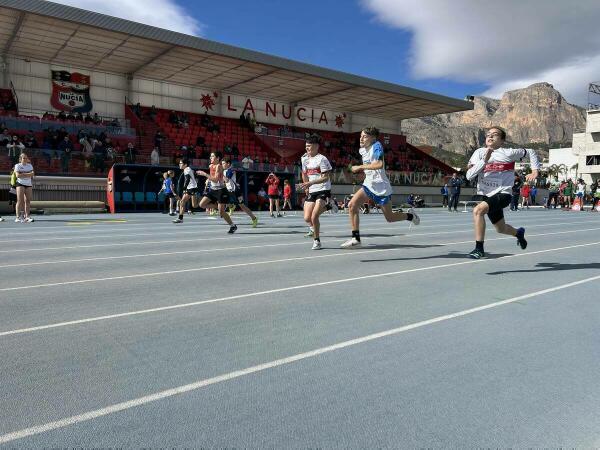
[296,107,306,121]
[242,99,255,115]
[266,102,277,117]
[281,104,292,120]
[227,96,237,112]
[318,111,328,124]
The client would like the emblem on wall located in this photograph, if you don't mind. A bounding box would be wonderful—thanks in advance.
[50,70,93,113]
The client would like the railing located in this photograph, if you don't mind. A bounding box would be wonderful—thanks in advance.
[1,115,135,136]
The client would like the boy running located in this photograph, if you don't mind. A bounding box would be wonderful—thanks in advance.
[222,157,258,227]
[298,133,333,250]
[172,158,198,223]
[465,126,540,259]
[196,151,237,233]
[341,127,419,248]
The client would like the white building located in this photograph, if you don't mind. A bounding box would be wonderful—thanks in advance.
[572,109,600,183]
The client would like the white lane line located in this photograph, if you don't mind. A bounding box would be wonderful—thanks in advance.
[2,239,599,336]
[2,228,599,292]
[4,220,594,269]
[1,272,599,445]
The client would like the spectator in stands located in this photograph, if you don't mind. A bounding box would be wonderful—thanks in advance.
[151,146,160,165]
[195,134,205,147]
[407,193,416,207]
[154,130,164,149]
[149,105,157,121]
[448,172,462,212]
[125,142,137,164]
[0,128,10,146]
[93,140,106,172]
[105,138,116,162]
[93,113,102,124]
[133,102,141,118]
[59,136,73,173]
[79,136,93,161]
[231,143,239,158]
[7,135,25,165]
[239,112,247,127]
[75,112,84,121]
[67,112,75,121]
[84,112,93,123]
[58,110,67,121]
[169,110,179,125]
[42,111,52,120]
[242,155,253,170]
[24,130,39,149]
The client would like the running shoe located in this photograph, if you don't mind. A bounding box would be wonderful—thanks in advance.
[0,217,4,222]
[24,217,34,223]
[312,240,322,250]
[228,224,238,234]
[172,218,183,223]
[15,217,22,223]
[277,213,282,217]
[407,208,420,225]
[516,227,527,249]
[168,212,176,216]
[340,237,361,248]
[251,217,258,228]
[304,229,314,238]
[467,248,485,259]
[270,213,275,218]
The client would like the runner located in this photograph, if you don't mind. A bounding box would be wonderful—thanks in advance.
[465,126,540,259]
[297,133,333,250]
[172,158,198,223]
[340,127,419,248]
[196,151,237,233]
[222,157,258,227]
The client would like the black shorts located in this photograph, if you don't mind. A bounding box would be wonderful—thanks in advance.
[184,188,199,195]
[305,190,331,203]
[227,189,244,206]
[268,194,279,200]
[165,192,175,199]
[16,182,32,188]
[482,193,512,224]
[204,188,229,204]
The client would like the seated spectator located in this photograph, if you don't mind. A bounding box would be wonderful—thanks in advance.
[133,102,141,118]
[149,105,157,121]
[407,193,416,207]
[109,117,121,127]
[92,113,101,125]
[42,111,52,120]
[24,130,38,149]
[58,136,73,153]
[105,138,116,161]
[0,128,11,146]
[239,112,247,127]
[151,147,160,165]
[79,136,94,160]
[195,134,205,146]
[84,112,93,123]
[241,155,253,170]
[75,112,84,121]
[7,135,25,165]
[57,110,67,121]
[93,141,106,172]
[168,110,178,125]
[67,112,75,121]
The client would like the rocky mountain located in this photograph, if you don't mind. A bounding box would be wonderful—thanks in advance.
[402,83,586,164]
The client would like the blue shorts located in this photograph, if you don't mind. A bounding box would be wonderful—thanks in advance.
[362,185,392,205]
[576,192,584,198]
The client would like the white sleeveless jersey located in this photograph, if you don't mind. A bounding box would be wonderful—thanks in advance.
[360,141,391,197]
[466,147,540,197]
[224,168,238,192]
[301,153,332,193]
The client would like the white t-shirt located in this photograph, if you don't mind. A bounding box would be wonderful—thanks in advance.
[301,153,332,193]
[360,141,392,197]
[224,168,238,192]
[14,163,34,186]
[466,147,540,196]
[183,166,198,190]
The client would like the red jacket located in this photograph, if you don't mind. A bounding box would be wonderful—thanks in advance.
[266,175,280,195]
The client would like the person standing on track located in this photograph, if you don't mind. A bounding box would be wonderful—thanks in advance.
[196,151,237,234]
[465,127,540,259]
[158,170,176,216]
[297,133,333,250]
[265,172,282,217]
[448,172,462,212]
[14,153,35,223]
[222,157,258,227]
[340,126,420,249]
[282,179,293,212]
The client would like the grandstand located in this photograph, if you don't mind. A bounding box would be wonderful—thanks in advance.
[0,0,472,185]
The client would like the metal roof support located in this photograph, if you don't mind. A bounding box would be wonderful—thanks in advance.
[1,10,25,56]
[131,45,176,75]
[220,69,280,91]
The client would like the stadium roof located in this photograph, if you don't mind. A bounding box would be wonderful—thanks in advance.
[0,0,473,120]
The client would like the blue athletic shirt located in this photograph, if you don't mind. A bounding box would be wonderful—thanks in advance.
[163,177,173,194]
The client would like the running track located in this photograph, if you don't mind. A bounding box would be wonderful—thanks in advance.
[1,209,599,447]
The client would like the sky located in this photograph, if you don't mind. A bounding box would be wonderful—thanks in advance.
[52,0,600,107]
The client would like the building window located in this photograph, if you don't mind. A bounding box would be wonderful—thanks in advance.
[586,155,600,165]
